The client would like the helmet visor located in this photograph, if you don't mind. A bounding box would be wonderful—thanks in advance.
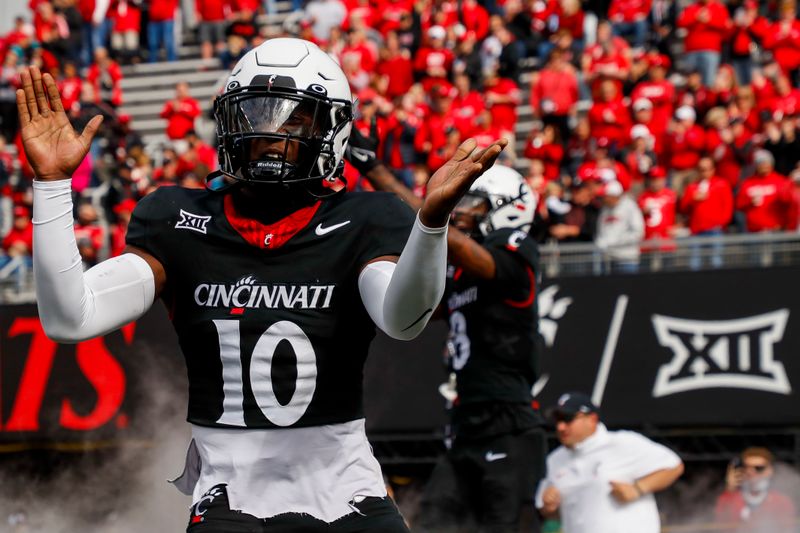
[227,93,332,138]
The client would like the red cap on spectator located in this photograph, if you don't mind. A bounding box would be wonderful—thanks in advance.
[13,205,30,218]
[743,0,757,8]
[118,113,132,124]
[648,166,667,179]
[648,54,671,70]
[595,136,611,149]
[113,198,138,214]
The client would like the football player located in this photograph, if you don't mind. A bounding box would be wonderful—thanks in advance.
[347,126,546,532]
[18,38,508,531]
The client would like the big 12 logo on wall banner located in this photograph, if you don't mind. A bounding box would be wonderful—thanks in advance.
[652,310,791,397]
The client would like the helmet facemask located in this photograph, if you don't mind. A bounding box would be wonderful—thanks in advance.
[451,193,491,240]
[214,84,353,195]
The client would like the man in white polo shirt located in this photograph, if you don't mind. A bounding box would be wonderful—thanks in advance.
[535,392,684,533]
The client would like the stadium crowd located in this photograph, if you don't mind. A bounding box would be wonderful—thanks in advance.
[2,0,800,271]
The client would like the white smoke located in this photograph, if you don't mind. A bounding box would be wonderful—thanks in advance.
[0,345,192,533]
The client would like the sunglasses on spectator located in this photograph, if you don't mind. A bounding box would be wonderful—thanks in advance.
[743,464,769,472]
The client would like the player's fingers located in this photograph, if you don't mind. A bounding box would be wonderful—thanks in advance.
[473,143,504,173]
[16,89,30,126]
[452,138,478,162]
[79,115,104,148]
[43,73,64,113]
[471,139,508,163]
[31,66,50,116]
[20,68,39,119]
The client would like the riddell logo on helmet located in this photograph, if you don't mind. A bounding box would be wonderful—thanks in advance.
[652,310,791,397]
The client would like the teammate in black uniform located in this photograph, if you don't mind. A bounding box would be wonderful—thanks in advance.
[19,38,509,532]
[347,127,546,532]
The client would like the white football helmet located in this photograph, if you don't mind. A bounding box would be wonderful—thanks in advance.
[214,38,354,191]
[455,165,536,237]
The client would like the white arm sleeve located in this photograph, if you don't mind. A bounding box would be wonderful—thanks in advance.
[358,212,447,341]
[32,179,155,344]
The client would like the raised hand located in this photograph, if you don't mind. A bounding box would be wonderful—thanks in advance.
[420,138,507,227]
[16,66,103,182]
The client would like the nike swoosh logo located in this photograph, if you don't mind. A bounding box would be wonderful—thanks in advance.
[485,452,507,462]
[315,220,351,236]
[350,148,373,162]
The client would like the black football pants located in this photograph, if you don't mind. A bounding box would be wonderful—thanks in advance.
[186,484,409,533]
[415,428,547,533]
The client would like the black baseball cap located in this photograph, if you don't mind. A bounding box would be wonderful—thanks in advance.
[547,392,599,421]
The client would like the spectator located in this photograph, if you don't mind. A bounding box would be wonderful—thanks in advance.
[676,0,730,87]
[414,26,454,91]
[196,0,228,61]
[73,202,105,268]
[109,197,136,257]
[2,206,33,257]
[305,0,347,43]
[608,0,650,49]
[56,0,85,65]
[413,83,457,171]
[376,32,414,101]
[736,150,793,233]
[78,0,112,67]
[109,0,142,65]
[482,66,521,138]
[630,53,673,141]
[588,79,632,151]
[583,20,630,98]
[638,166,676,242]
[729,1,768,86]
[679,157,733,268]
[147,0,178,62]
[524,123,564,183]
[549,180,599,243]
[530,48,579,143]
[536,392,684,533]
[666,105,705,196]
[621,124,657,189]
[160,82,201,146]
[764,110,800,177]
[86,47,123,107]
[57,61,83,113]
[762,2,800,85]
[704,106,748,189]
[715,447,796,531]
[219,34,249,70]
[595,180,645,272]
[35,1,71,66]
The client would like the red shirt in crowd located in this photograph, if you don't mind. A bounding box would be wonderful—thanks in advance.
[461,0,489,41]
[577,160,632,191]
[74,223,105,253]
[666,124,705,171]
[413,47,454,89]
[2,222,32,253]
[160,97,202,140]
[376,53,413,100]
[111,0,141,33]
[530,65,579,118]
[705,128,750,188]
[608,0,651,22]
[715,490,796,529]
[736,171,793,232]
[630,81,674,138]
[484,77,520,133]
[679,176,733,234]
[414,111,457,171]
[588,99,632,147]
[86,60,123,107]
[341,42,377,73]
[451,90,484,138]
[638,187,676,240]
[195,0,229,21]
[677,1,731,53]
[149,0,178,21]
[763,19,800,74]
[58,75,82,112]
[524,138,564,182]
[731,15,769,57]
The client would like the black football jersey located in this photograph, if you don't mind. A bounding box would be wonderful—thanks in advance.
[445,228,540,405]
[126,186,415,429]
